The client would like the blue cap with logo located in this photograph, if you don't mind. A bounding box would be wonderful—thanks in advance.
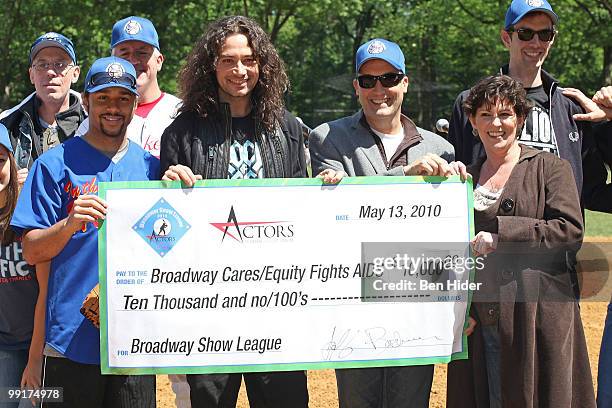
[84,56,139,96]
[111,16,160,50]
[29,32,77,65]
[355,38,405,74]
[505,0,559,29]
[0,123,13,154]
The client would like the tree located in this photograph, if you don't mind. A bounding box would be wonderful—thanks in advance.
[0,0,607,131]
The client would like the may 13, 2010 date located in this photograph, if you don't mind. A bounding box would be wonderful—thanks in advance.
[359,204,442,220]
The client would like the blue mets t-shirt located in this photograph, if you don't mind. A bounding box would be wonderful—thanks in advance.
[11,137,159,364]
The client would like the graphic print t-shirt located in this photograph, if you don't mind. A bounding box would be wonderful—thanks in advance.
[519,85,558,156]
[228,115,264,179]
[0,240,37,349]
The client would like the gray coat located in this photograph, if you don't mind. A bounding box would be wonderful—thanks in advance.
[309,110,454,176]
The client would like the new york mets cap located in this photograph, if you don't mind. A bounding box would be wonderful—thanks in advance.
[111,16,160,50]
[505,0,559,29]
[84,56,138,96]
[29,32,77,65]
[355,38,405,74]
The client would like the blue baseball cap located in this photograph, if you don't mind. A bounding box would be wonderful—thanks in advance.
[505,0,559,29]
[84,56,139,96]
[29,32,77,65]
[355,39,405,74]
[111,16,160,50]
[0,123,13,154]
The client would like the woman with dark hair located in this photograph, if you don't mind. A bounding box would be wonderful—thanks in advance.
[448,75,595,407]
[0,123,39,407]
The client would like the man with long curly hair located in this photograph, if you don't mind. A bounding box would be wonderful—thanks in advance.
[160,15,308,408]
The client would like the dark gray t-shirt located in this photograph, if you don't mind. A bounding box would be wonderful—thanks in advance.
[519,85,558,156]
[0,240,37,350]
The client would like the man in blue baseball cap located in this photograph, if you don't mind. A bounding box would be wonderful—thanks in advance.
[310,38,455,181]
[309,37,457,408]
[11,56,159,408]
[76,16,181,159]
[110,16,180,158]
[0,32,85,184]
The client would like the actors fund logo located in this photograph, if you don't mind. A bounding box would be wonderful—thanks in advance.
[210,205,294,243]
[133,198,190,257]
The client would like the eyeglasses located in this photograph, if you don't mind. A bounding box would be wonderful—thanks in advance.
[357,73,404,89]
[507,28,556,42]
[32,61,74,73]
[88,72,137,89]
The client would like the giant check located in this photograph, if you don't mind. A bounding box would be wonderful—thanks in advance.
[99,176,475,374]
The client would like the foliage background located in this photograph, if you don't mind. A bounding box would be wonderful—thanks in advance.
[0,0,609,130]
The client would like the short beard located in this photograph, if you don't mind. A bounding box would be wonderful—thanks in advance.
[100,118,127,138]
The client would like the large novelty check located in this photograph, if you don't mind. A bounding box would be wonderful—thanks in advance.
[99,176,474,374]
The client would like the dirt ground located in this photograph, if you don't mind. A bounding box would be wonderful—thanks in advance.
[155,302,607,407]
[156,238,612,407]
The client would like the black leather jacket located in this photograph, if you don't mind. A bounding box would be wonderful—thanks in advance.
[160,103,307,179]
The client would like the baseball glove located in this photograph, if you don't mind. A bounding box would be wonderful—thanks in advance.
[80,283,100,328]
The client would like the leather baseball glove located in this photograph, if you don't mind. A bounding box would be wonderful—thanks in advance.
[80,283,100,328]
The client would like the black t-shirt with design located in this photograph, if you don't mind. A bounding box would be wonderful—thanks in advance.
[228,115,264,179]
[0,240,37,350]
[520,85,558,156]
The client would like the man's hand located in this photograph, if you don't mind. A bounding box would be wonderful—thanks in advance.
[449,161,469,182]
[162,165,202,187]
[316,168,345,184]
[464,317,477,336]
[403,154,465,178]
[65,195,107,233]
[563,87,612,122]
[593,86,612,118]
[17,168,28,186]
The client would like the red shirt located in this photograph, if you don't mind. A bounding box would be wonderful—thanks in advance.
[135,93,164,118]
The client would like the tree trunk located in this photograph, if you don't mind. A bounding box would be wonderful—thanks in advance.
[603,45,611,85]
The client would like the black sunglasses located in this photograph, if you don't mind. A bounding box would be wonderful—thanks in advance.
[357,73,404,89]
[89,72,136,88]
[507,28,556,42]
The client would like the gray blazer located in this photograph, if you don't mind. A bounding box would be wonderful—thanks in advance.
[309,111,454,176]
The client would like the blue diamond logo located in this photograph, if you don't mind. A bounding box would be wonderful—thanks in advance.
[132,198,191,257]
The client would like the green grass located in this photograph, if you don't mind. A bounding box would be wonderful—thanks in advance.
[585,210,612,237]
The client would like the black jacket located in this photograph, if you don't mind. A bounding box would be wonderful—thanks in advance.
[160,103,307,179]
[447,67,608,211]
[0,91,85,169]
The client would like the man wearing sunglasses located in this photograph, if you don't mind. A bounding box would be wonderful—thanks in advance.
[11,56,159,408]
[309,38,457,408]
[310,38,456,180]
[310,39,456,181]
[0,32,85,185]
